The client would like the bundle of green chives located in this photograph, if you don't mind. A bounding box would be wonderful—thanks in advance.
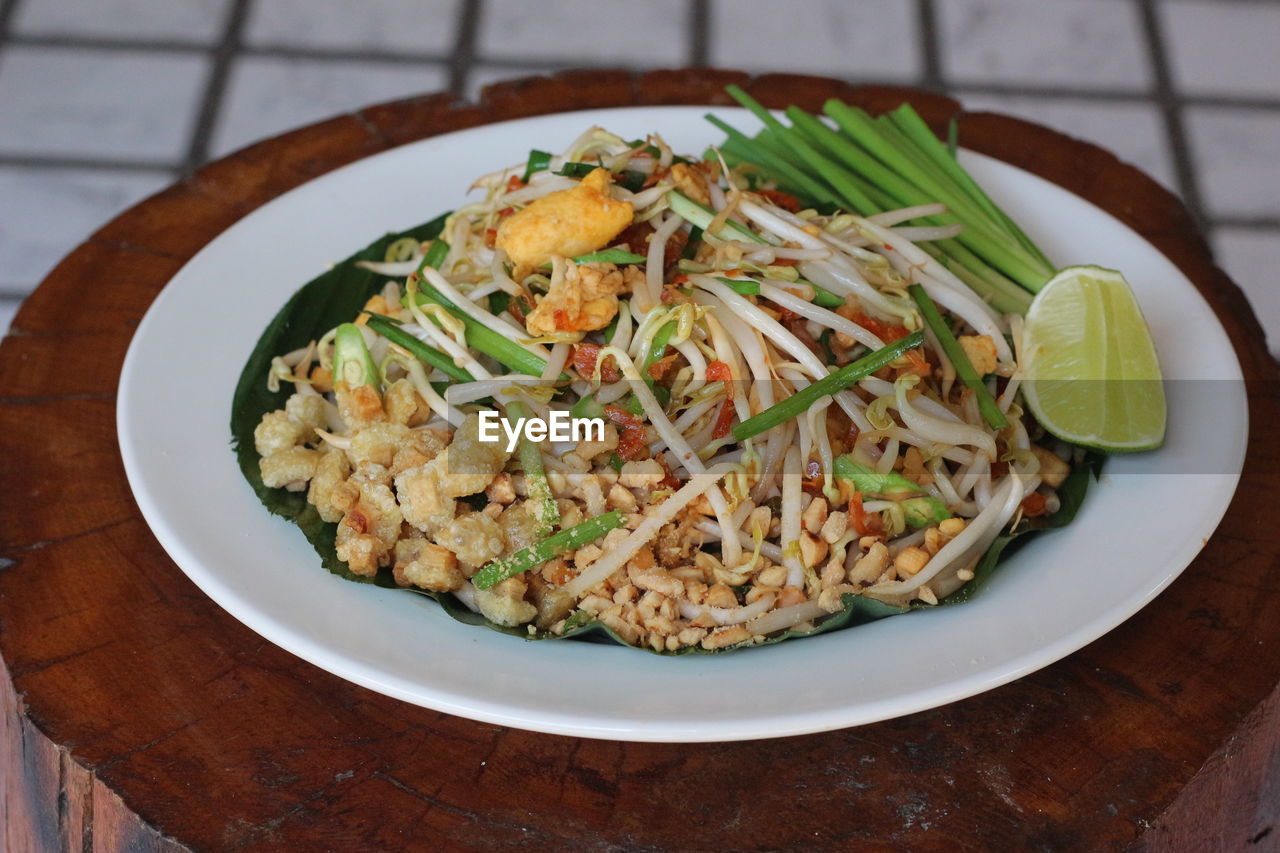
[712,86,1057,315]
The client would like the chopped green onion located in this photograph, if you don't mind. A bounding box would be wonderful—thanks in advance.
[731,330,925,441]
[572,249,647,265]
[522,149,551,182]
[643,321,675,371]
[571,394,606,420]
[681,226,703,260]
[406,282,555,378]
[364,314,474,382]
[818,329,836,364]
[332,323,381,390]
[417,238,449,272]
[667,190,764,244]
[554,162,598,179]
[608,453,625,473]
[807,281,844,308]
[718,277,760,296]
[908,284,1008,430]
[505,400,559,534]
[472,510,625,589]
[488,291,510,316]
[618,170,647,192]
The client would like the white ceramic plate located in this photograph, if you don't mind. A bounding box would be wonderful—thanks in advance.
[118,106,1246,742]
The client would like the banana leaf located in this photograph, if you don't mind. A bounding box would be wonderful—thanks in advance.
[230,217,1099,654]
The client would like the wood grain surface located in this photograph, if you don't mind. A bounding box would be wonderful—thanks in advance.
[2,69,1278,853]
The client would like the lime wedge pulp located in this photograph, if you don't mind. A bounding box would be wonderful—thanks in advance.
[1021,265,1166,452]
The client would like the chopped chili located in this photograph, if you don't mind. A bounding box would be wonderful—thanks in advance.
[605,405,650,461]
[711,399,736,439]
[654,454,682,490]
[572,343,620,383]
[1021,492,1049,518]
[759,188,802,212]
[849,491,883,536]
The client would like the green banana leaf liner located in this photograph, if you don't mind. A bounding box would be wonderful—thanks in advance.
[230,216,1101,654]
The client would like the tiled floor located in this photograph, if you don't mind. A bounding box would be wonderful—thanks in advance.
[0,0,1276,353]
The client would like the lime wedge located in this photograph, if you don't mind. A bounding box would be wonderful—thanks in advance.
[1021,265,1166,452]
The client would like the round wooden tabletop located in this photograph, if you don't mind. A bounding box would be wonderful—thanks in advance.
[2,69,1278,853]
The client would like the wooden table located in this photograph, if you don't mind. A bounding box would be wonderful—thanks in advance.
[2,70,1277,853]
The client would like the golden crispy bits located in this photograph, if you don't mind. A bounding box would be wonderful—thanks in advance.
[308,447,353,523]
[393,539,464,592]
[335,383,385,430]
[435,512,506,569]
[260,446,320,490]
[335,474,403,576]
[474,577,538,627]
[394,463,456,537]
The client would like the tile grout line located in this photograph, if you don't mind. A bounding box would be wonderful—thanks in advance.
[1136,0,1207,228]
[689,0,709,67]
[0,0,23,65]
[448,0,481,100]
[182,0,251,172]
[916,0,943,92]
[0,153,178,171]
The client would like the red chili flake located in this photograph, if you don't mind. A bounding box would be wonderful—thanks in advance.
[849,492,883,536]
[655,454,682,490]
[484,228,497,248]
[849,310,910,343]
[669,273,690,286]
[759,188,802,212]
[571,343,620,383]
[647,352,680,381]
[506,175,525,192]
[769,256,800,267]
[705,360,733,394]
[605,405,650,461]
[711,398,736,439]
[498,206,514,217]
[1021,492,1049,518]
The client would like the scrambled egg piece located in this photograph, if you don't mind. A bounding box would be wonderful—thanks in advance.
[958,334,998,376]
[495,167,633,268]
[525,260,636,336]
[669,162,710,205]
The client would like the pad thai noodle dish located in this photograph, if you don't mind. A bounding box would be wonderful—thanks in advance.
[239,95,1155,654]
